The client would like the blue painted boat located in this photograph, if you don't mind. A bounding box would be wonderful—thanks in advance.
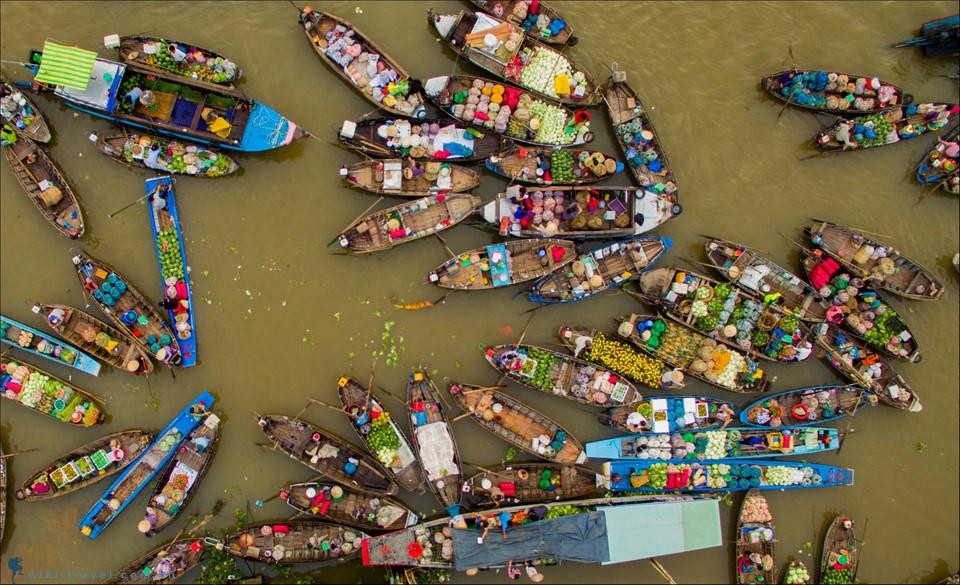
[1,314,101,376]
[586,426,840,460]
[78,391,215,539]
[915,125,959,194]
[603,395,738,434]
[895,14,959,58]
[145,177,197,367]
[740,384,873,428]
[602,459,854,493]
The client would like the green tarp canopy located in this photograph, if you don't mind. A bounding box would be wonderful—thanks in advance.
[35,41,98,90]
[599,498,722,564]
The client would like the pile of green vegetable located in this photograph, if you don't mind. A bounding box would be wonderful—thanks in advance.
[550,150,575,183]
[544,504,585,519]
[117,73,145,115]
[822,566,854,584]
[523,347,559,390]
[366,411,400,465]
[156,227,185,280]
[646,462,668,488]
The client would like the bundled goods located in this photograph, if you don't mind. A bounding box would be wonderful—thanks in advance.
[0,87,37,129]
[701,430,729,459]
[516,46,587,98]
[632,435,674,460]
[581,332,663,388]
[143,42,238,83]
[740,493,772,523]
[616,118,676,193]
[156,228,185,280]
[706,463,731,489]
[1,359,100,424]
[779,71,898,111]
[646,462,668,488]
[375,119,477,160]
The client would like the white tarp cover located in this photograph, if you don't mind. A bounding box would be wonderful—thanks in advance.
[414,422,457,481]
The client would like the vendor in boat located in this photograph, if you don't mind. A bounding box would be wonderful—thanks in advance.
[122,86,143,108]
[625,410,648,433]
[145,143,164,170]
[715,403,735,429]
[298,5,314,26]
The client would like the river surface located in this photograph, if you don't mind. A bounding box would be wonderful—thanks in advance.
[1,1,958,583]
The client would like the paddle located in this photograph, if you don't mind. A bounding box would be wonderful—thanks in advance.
[107,192,150,218]
[434,233,456,259]
[306,397,348,416]
[0,448,38,459]
[326,196,384,247]
[648,558,678,585]
[809,218,892,240]
[460,460,495,474]
[851,517,869,584]
[361,358,379,414]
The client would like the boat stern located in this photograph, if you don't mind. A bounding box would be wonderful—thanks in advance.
[240,101,305,152]
[600,461,612,490]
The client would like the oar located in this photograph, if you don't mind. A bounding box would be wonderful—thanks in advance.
[434,233,456,259]
[326,196,384,246]
[362,358,379,414]
[851,518,869,584]
[0,448,38,459]
[107,192,150,218]
[809,218,892,240]
[460,460,495,474]
[649,558,678,584]
[306,397,348,416]
[450,410,478,423]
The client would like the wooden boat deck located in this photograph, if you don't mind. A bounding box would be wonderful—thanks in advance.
[462,463,601,509]
[1,79,51,142]
[820,516,859,582]
[282,482,416,531]
[338,193,479,253]
[431,239,576,290]
[741,385,869,427]
[106,538,202,584]
[486,147,617,186]
[119,35,241,88]
[95,132,239,177]
[222,521,368,564]
[344,159,480,196]
[3,137,83,238]
[736,490,776,584]
[468,0,575,45]
[407,371,461,511]
[341,118,502,163]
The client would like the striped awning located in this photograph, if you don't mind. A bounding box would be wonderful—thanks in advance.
[34,41,98,90]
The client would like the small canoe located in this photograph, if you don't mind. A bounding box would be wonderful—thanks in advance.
[337,376,424,494]
[91,131,239,178]
[805,219,944,300]
[740,384,873,428]
[815,102,956,151]
[335,193,480,254]
[799,249,921,362]
[406,370,462,514]
[72,252,182,366]
[428,238,576,290]
[0,356,105,426]
[118,35,241,88]
[447,382,587,465]
[820,516,860,584]
[145,177,197,366]
[32,303,154,376]
[219,520,368,564]
[529,235,671,303]
[423,74,593,147]
[468,0,577,46]
[279,482,418,532]
[142,413,221,536]
[610,314,769,393]
[761,70,907,115]
[0,446,5,546]
[813,323,921,412]
[586,426,839,461]
[602,459,855,492]
[485,145,622,186]
[256,414,398,496]
[602,395,738,435]
[1,79,51,142]
[484,343,643,408]
[339,117,502,163]
[105,537,204,585]
[557,326,667,390]
[428,9,600,107]
[461,463,603,510]
[895,14,960,58]
[736,490,776,585]
[704,237,828,322]
[915,125,959,194]
[2,136,84,238]
[1,313,102,376]
[342,158,480,196]
[781,560,813,584]
[633,267,816,364]
[481,186,677,239]
[16,430,152,502]
[300,10,425,118]
[78,391,215,539]
[605,71,680,206]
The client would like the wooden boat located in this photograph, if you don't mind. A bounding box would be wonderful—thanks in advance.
[915,125,959,194]
[279,482,418,532]
[815,103,957,151]
[217,520,368,564]
[336,376,424,494]
[428,9,601,107]
[423,74,593,147]
[939,571,960,585]
[633,267,816,364]
[895,14,960,58]
[704,236,828,322]
[481,186,676,239]
[78,391,215,539]
[484,343,643,408]
[761,70,907,116]
[145,177,197,367]
[300,10,426,118]
[781,560,813,584]
[0,445,6,544]
[91,131,239,177]
[1,78,51,142]
[557,326,667,390]
[814,323,922,412]
[799,249,921,362]
[0,355,105,426]
[605,315,769,393]
[118,35,241,88]
[447,382,587,465]
[334,193,480,254]
[338,117,501,163]
[256,414,398,496]
[72,252,181,366]
[740,384,874,428]
[2,136,84,238]
[603,395,738,435]
[142,413,220,536]
[605,70,681,207]
[820,516,859,584]
[342,158,480,196]
[428,238,576,290]
[587,427,839,461]
[602,459,855,492]
[32,303,154,376]
[735,490,776,584]
[485,145,621,186]
[468,0,577,46]
[16,430,152,501]
[1,313,102,376]
[805,219,944,300]
[529,236,671,303]
[105,537,204,584]
[406,370,462,514]
[461,463,603,510]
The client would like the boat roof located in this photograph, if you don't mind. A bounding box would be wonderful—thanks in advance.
[599,498,721,564]
[54,58,125,112]
[35,41,99,90]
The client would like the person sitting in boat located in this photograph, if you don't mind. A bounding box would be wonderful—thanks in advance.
[298,5,314,26]
[625,410,648,433]
[715,403,735,429]
[144,143,165,170]
[122,86,143,108]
